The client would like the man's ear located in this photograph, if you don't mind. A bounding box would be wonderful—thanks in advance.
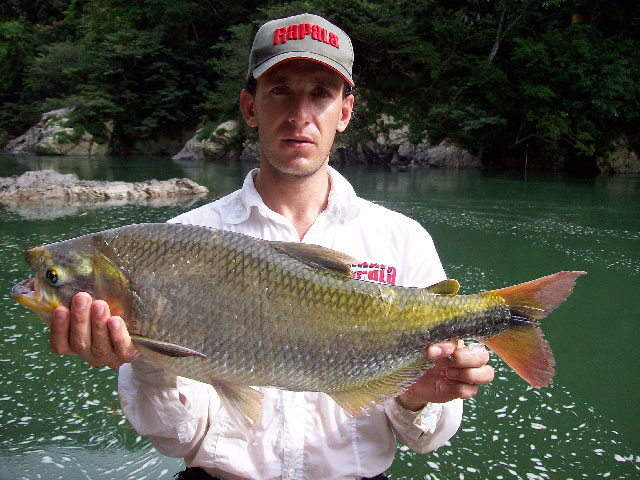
[240,89,258,127]
[336,94,354,133]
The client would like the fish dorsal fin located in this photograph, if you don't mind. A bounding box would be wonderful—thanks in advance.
[212,381,263,438]
[328,356,434,416]
[426,279,460,295]
[131,335,208,359]
[271,242,360,277]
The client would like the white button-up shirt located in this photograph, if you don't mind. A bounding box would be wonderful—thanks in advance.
[118,167,463,480]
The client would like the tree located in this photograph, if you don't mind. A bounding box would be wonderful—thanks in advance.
[1,0,638,170]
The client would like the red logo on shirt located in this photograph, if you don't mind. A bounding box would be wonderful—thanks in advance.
[351,263,397,286]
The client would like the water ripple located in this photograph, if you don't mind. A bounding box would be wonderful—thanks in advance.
[390,363,640,479]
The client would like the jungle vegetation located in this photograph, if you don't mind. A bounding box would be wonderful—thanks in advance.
[1,0,638,171]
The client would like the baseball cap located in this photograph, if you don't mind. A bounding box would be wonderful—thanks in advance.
[247,13,355,86]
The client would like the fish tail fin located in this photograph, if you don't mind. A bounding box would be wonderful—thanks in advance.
[484,271,586,388]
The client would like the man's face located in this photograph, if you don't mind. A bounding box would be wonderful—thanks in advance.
[241,59,354,179]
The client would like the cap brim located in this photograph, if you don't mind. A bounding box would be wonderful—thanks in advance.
[252,51,354,86]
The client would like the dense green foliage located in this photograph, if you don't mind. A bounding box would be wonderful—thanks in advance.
[1,0,638,169]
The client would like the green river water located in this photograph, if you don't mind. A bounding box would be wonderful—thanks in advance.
[0,155,638,479]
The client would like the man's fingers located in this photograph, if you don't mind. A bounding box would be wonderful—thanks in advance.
[68,292,93,355]
[449,343,490,368]
[447,364,495,385]
[50,307,71,354]
[438,379,479,400]
[90,300,115,363]
[427,341,457,359]
[108,316,137,366]
[48,292,136,370]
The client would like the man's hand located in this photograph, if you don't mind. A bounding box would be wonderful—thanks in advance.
[396,341,495,411]
[50,292,137,369]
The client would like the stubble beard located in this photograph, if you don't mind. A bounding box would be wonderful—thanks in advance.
[259,146,331,182]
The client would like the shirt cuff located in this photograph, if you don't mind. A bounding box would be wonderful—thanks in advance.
[385,398,463,454]
[386,399,443,437]
[118,361,197,443]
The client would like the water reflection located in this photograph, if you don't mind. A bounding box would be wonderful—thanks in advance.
[3,196,207,221]
[1,157,639,478]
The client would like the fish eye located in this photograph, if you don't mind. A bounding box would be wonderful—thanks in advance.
[46,267,61,286]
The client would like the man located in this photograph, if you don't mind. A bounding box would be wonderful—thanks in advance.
[49,13,494,480]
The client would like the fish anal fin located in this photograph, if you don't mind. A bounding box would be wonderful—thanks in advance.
[271,242,360,277]
[427,279,460,295]
[485,322,555,388]
[212,382,263,438]
[131,335,208,359]
[329,357,434,416]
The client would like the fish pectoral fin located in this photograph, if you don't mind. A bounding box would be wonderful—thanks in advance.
[271,242,360,277]
[212,382,263,438]
[130,335,208,359]
[426,279,460,295]
[328,357,434,417]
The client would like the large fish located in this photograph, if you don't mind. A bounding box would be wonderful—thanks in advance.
[11,223,584,433]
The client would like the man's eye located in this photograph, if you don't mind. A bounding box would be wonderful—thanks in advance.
[271,87,288,95]
[313,88,333,99]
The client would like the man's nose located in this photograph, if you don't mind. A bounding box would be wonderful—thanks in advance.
[287,95,313,124]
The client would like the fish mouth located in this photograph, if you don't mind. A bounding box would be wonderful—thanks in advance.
[11,278,57,313]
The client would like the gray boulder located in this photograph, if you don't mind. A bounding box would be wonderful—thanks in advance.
[415,139,482,168]
[0,170,208,205]
[240,140,260,165]
[3,108,113,156]
[172,121,240,162]
[597,136,640,174]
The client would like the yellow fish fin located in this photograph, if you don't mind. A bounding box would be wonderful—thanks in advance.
[271,242,360,277]
[212,382,263,438]
[426,279,460,295]
[328,356,434,416]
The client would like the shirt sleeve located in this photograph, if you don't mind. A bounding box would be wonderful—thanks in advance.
[384,398,463,454]
[118,356,215,461]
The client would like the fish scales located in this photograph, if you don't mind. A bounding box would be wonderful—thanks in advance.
[11,222,585,429]
[178,229,492,389]
[97,225,504,390]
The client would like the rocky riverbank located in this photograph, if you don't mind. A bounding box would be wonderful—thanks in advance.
[3,108,484,169]
[172,116,483,169]
[0,170,208,204]
[4,109,640,174]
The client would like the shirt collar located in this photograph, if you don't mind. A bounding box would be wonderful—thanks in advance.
[325,166,361,222]
[227,166,361,225]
